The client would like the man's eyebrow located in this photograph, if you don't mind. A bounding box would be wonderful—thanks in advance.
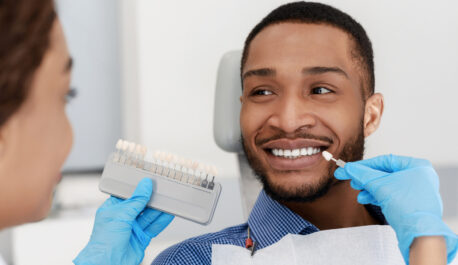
[302,66,349,79]
[64,57,73,73]
[242,68,276,80]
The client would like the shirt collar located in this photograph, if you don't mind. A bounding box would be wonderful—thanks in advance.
[247,189,387,249]
[247,190,319,248]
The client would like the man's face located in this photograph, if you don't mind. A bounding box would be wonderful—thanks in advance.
[240,22,369,202]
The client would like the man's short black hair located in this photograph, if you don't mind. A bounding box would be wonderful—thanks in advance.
[241,1,375,97]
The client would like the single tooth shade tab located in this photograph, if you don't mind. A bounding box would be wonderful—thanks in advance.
[141,146,147,155]
[135,144,142,154]
[122,140,129,151]
[128,142,135,152]
[322,151,347,168]
[322,151,333,161]
[116,139,123,149]
[211,165,218,176]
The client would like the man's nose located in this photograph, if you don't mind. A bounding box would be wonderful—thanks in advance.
[267,94,317,133]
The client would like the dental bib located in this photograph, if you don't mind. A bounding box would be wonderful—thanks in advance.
[212,225,457,265]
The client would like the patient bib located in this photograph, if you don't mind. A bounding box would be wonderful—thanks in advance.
[212,225,454,265]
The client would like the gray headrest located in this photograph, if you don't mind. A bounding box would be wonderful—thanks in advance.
[213,50,243,153]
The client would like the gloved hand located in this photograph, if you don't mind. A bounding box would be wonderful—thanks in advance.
[73,178,174,265]
[334,155,457,264]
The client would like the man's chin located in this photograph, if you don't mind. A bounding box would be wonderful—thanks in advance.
[258,171,337,203]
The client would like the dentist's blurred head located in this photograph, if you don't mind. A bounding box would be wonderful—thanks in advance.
[0,0,73,228]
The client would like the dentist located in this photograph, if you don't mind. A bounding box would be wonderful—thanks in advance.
[0,1,173,265]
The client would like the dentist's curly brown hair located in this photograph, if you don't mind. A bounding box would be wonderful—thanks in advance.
[0,0,56,127]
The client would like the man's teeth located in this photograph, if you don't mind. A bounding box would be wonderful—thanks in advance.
[271,147,321,159]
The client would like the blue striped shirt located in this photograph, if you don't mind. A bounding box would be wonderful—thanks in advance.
[152,189,386,265]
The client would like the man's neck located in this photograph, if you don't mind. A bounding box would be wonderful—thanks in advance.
[282,180,382,230]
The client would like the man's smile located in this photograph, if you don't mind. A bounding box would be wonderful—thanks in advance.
[260,138,331,171]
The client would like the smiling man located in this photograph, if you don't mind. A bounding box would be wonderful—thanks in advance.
[239,9,384,230]
[152,2,456,265]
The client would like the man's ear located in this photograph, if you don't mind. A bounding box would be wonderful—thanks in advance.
[363,93,384,137]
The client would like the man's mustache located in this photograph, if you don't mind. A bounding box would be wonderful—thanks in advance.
[255,131,334,146]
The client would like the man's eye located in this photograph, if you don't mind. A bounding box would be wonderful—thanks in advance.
[311,87,332,94]
[251,89,273,96]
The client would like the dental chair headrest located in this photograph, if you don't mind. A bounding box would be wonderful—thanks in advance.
[213,50,243,153]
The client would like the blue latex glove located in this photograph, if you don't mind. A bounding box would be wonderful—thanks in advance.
[334,155,457,264]
[73,178,174,265]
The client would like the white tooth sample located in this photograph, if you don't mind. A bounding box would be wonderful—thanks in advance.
[284,150,292,157]
[322,151,333,161]
[142,146,148,156]
[116,139,123,149]
[128,142,135,153]
[278,149,284,156]
[300,148,307,156]
[211,166,218,176]
[135,144,142,155]
[292,149,300,157]
[121,141,129,151]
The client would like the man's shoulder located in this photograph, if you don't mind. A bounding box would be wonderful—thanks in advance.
[151,223,248,265]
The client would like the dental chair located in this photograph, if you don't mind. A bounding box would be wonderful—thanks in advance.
[211,50,458,225]
[213,50,263,216]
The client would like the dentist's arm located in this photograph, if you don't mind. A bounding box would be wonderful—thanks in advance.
[334,155,457,265]
[74,178,174,265]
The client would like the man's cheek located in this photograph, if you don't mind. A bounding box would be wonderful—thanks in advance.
[241,106,264,142]
[319,108,361,141]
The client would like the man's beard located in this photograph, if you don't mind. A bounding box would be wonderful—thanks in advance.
[242,123,365,203]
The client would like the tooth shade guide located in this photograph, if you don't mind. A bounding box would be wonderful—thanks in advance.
[101,140,222,224]
[111,139,218,190]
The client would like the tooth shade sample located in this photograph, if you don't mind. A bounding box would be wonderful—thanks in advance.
[322,151,333,161]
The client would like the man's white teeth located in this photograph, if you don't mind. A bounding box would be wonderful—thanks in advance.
[271,147,321,159]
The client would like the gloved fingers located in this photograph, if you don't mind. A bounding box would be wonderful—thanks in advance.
[354,154,430,172]
[144,213,174,238]
[334,167,351,180]
[349,179,363,190]
[120,178,154,219]
[351,155,399,172]
[99,196,122,209]
[132,221,153,249]
[341,162,387,188]
[357,190,377,205]
[335,165,383,187]
[137,208,164,229]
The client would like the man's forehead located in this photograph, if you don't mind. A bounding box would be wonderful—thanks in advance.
[244,22,356,72]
